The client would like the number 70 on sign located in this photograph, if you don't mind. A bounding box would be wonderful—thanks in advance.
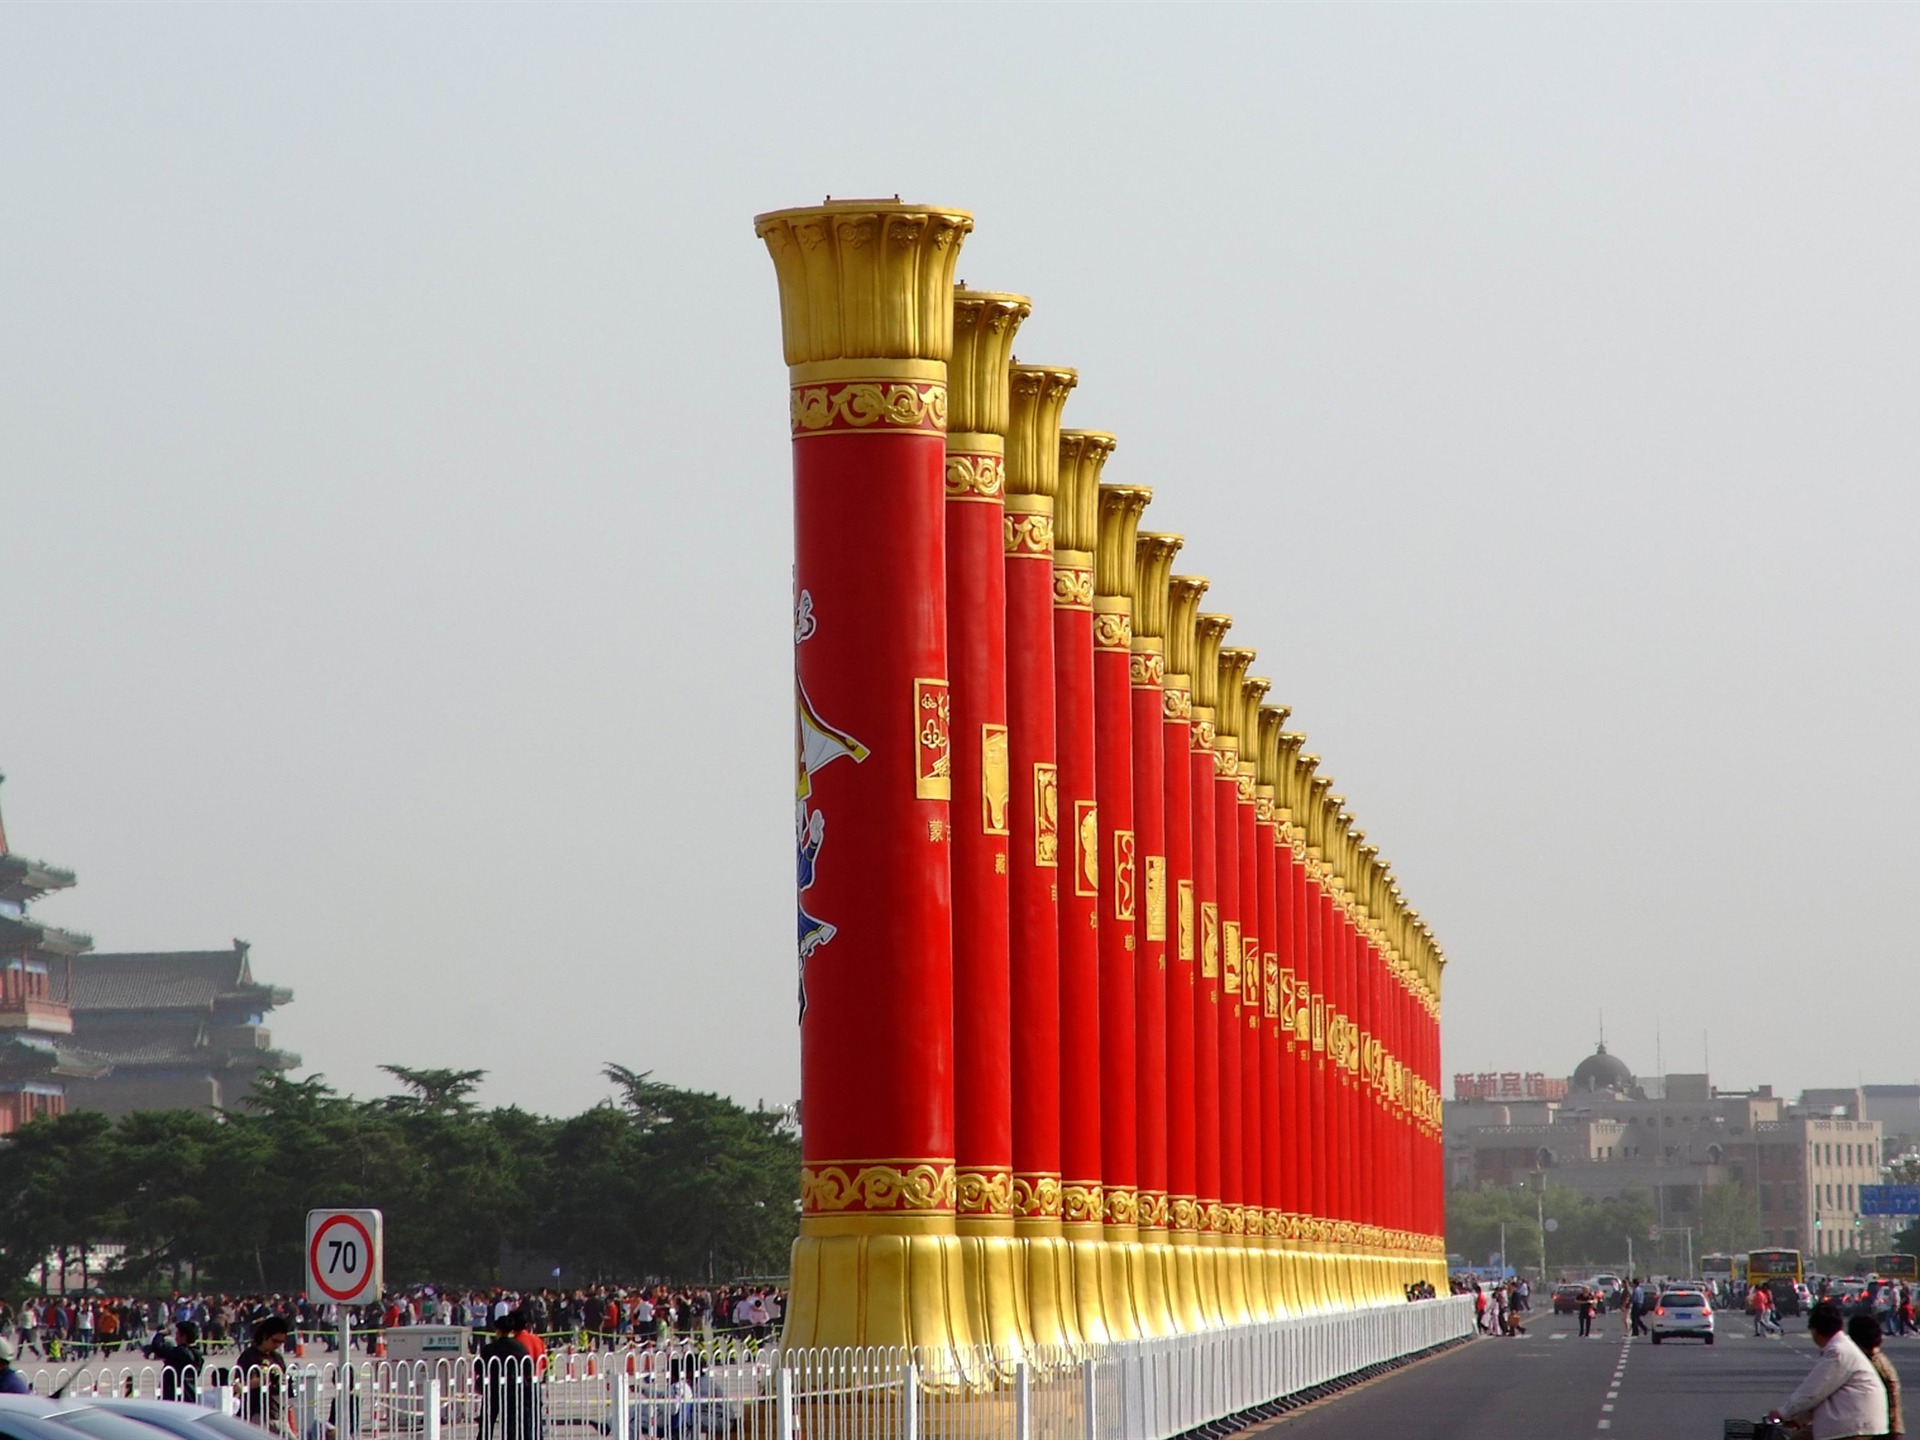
[307,1209,384,1307]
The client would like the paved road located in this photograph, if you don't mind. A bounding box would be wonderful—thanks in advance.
[1243,1307,1920,1439]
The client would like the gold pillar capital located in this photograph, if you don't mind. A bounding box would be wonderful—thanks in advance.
[949,288,1031,438]
[1193,613,1232,711]
[1096,484,1151,600]
[1057,430,1116,554]
[1216,646,1254,745]
[1007,365,1079,497]
[755,200,973,365]
[1134,534,1183,644]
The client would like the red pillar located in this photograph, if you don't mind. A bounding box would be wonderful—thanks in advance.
[1055,427,1114,1342]
[1004,362,1078,1347]
[758,199,974,1351]
[1142,537,1204,1332]
[1092,482,1146,1340]
[1191,610,1232,1322]
[1171,578,1222,1326]
[1211,637,1252,1321]
[1127,528,1177,1333]
[946,288,1029,1350]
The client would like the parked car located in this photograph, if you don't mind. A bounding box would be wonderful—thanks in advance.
[80,1401,275,1440]
[0,1399,188,1440]
[1650,1287,1715,1344]
[1553,1284,1588,1315]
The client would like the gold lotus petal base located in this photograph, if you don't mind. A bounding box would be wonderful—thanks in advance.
[956,1230,1033,1359]
[784,1229,978,1353]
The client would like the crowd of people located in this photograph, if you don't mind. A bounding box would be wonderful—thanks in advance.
[1467,1278,1530,1337]
[0,1285,789,1363]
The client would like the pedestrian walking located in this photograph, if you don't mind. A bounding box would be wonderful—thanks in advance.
[0,1339,30,1396]
[235,1315,291,1437]
[1474,1284,1488,1335]
[1578,1288,1595,1338]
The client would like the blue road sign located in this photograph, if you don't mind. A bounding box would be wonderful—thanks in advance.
[1859,1186,1920,1216]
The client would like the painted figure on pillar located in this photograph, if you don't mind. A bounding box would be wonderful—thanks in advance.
[794,588,871,1017]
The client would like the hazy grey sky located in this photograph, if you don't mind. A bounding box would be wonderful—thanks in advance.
[6,4,1917,1117]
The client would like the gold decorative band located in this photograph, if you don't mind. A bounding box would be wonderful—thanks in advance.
[1129,648,1165,687]
[955,1167,1015,1217]
[791,378,948,437]
[1093,606,1131,652]
[1103,1186,1139,1227]
[1201,1201,1229,1234]
[1169,1196,1200,1231]
[1137,1191,1170,1229]
[801,1160,957,1214]
[1061,1181,1105,1225]
[1011,1172,1063,1220]
[1005,511,1053,557]
[1052,564,1094,611]
[944,451,1005,502]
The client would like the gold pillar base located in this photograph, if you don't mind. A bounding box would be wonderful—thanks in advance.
[1018,1229,1084,1350]
[1167,1229,1208,1332]
[1063,1227,1113,1344]
[1205,1230,1252,1325]
[1239,1233,1276,1322]
[785,1226,979,1353]
[1133,1232,1178,1337]
[1100,1226,1144,1340]
[956,1224,1032,1358]
[1263,1242,1294,1320]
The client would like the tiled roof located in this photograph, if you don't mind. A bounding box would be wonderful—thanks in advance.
[68,945,291,1013]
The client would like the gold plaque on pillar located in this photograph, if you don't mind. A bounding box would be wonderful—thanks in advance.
[1177,880,1194,960]
[1295,978,1311,1044]
[1279,968,1296,1036]
[1033,763,1059,866]
[1264,954,1279,1019]
[1113,830,1136,921]
[1201,903,1218,978]
[1074,800,1099,896]
[1222,921,1240,994]
[1312,995,1326,1052]
[981,724,1010,836]
[913,679,951,800]
[1144,856,1166,941]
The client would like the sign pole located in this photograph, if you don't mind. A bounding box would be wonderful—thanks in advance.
[340,1307,353,1440]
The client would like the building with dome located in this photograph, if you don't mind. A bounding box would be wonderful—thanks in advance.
[1570,1041,1636,1097]
[1446,1040,1889,1259]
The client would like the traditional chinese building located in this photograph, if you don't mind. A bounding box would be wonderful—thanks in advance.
[62,940,298,1116]
[0,775,108,1133]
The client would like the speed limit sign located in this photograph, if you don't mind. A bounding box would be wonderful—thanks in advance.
[307,1209,383,1306]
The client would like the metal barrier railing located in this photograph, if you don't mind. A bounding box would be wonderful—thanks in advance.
[24,1298,1473,1440]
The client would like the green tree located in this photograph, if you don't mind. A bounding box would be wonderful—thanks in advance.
[1699,1181,1761,1255]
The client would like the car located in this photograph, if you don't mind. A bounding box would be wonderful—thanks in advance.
[0,1399,188,1440]
[1553,1284,1588,1315]
[1650,1287,1715,1344]
[0,1411,99,1440]
[80,1402,275,1440]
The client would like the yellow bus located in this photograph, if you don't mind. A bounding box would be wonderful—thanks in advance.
[1868,1253,1919,1283]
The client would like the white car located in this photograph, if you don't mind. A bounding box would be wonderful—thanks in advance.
[1650,1287,1715,1344]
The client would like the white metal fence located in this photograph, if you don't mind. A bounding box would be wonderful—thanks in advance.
[26,1298,1471,1440]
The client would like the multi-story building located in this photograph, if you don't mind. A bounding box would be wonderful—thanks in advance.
[0,774,298,1123]
[62,942,298,1116]
[1449,1042,1885,1254]
[0,775,107,1132]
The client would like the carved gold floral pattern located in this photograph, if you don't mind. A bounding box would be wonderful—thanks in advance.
[1103,1187,1138,1227]
[1061,1183,1105,1224]
[1092,610,1132,652]
[791,382,948,436]
[944,453,1005,501]
[1052,567,1094,611]
[1012,1174,1063,1219]
[1128,650,1165,687]
[1004,512,1054,557]
[955,1168,1015,1217]
[801,1161,957,1213]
